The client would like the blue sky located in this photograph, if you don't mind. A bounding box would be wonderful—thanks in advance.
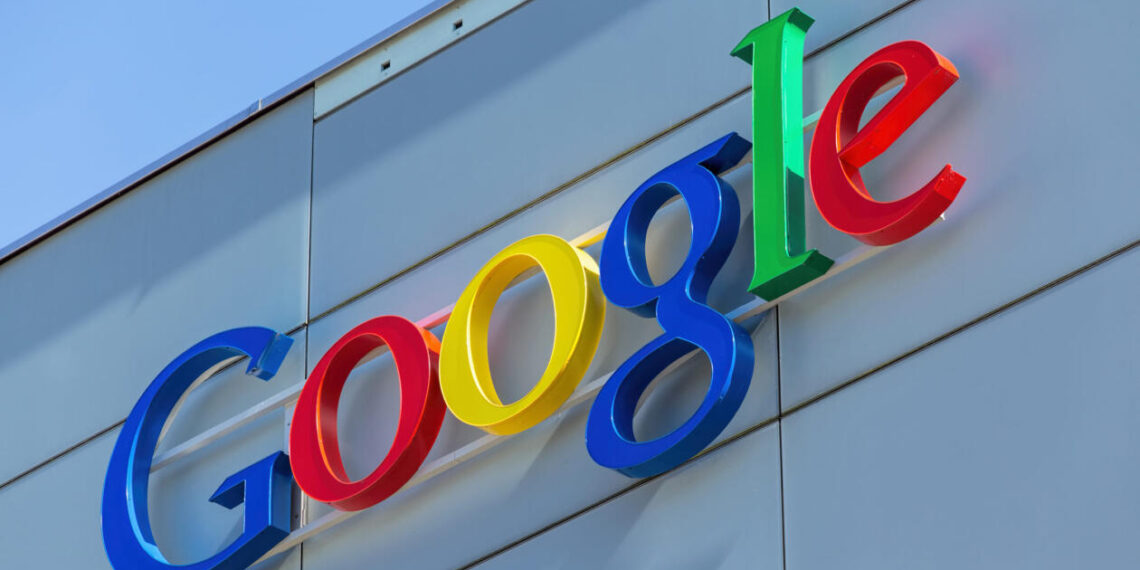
[0,0,432,249]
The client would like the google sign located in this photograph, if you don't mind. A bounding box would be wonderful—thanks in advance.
[102,8,966,569]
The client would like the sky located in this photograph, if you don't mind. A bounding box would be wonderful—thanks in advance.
[0,0,433,250]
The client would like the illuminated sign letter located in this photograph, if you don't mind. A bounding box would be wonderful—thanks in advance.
[102,328,295,570]
[809,40,965,244]
[733,8,834,301]
[440,234,606,435]
[587,133,755,478]
[290,315,446,511]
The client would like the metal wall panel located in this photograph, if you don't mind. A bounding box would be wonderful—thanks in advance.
[0,91,313,485]
[782,246,1140,569]
[778,0,1140,409]
[308,0,772,315]
[0,333,308,569]
[775,0,910,53]
[0,426,301,570]
[0,430,117,569]
[301,91,781,567]
[473,423,784,570]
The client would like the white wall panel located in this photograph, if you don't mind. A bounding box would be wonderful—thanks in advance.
[783,245,1140,569]
[779,0,1140,409]
[0,92,313,485]
[474,423,784,570]
[0,430,116,569]
[775,0,911,53]
[0,426,300,570]
[308,0,773,314]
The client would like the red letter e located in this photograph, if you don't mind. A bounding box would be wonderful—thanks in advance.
[809,40,965,246]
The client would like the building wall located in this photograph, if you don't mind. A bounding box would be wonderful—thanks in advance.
[1,0,1137,568]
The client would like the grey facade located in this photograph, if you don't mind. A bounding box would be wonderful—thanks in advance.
[1,0,1136,568]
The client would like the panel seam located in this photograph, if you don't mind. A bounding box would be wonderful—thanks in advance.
[782,238,1140,417]
[0,419,123,494]
[776,306,789,570]
[298,92,318,570]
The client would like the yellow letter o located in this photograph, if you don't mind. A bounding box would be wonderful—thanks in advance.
[439,234,605,435]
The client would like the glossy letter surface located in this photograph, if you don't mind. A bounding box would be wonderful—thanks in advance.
[809,40,965,245]
[102,328,295,570]
[290,315,445,511]
[588,133,755,478]
[733,8,834,301]
[439,234,606,435]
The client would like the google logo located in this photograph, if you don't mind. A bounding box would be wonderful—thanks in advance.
[101,8,966,570]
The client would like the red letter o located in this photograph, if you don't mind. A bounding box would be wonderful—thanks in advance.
[289,315,445,511]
